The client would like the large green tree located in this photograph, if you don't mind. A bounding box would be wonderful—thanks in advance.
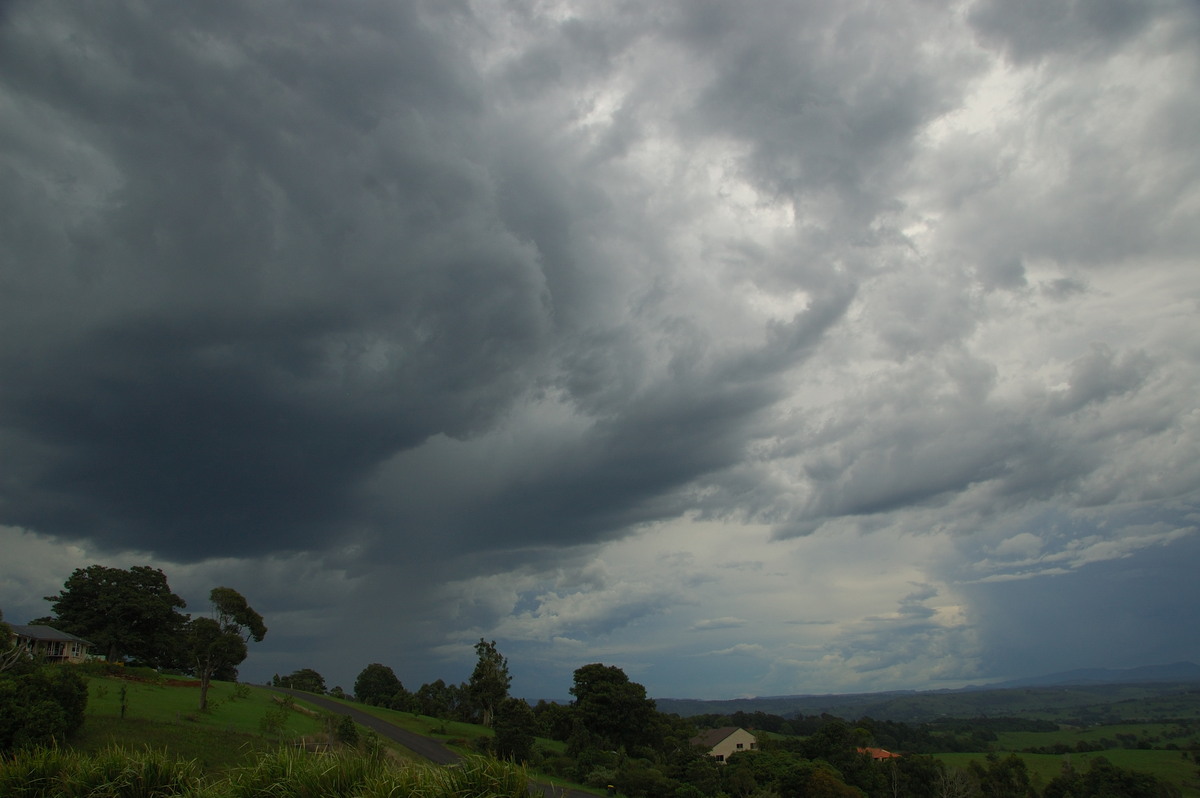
[568,657,657,753]
[278,668,326,694]
[414,678,464,719]
[569,663,658,752]
[43,565,188,666]
[185,587,266,711]
[493,697,537,763]
[466,638,511,727]
[354,663,404,706]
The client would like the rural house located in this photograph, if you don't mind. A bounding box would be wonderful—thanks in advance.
[9,624,93,664]
[691,726,758,762]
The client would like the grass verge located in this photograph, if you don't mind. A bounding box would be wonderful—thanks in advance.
[0,746,531,798]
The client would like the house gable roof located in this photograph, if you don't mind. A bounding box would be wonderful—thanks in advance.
[10,625,94,645]
[690,727,748,749]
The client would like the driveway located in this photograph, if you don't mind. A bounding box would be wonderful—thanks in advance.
[267,687,461,764]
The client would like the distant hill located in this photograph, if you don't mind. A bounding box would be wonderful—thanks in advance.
[654,662,1200,723]
[984,661,1200,688]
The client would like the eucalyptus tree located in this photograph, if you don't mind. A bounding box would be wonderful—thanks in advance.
[466,638,511,727]
[185,587,266,711]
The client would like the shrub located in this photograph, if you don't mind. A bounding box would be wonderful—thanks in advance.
[335,714,360,746]
[0,666,88,753]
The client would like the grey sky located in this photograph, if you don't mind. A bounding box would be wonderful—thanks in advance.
[1,0,1197,700]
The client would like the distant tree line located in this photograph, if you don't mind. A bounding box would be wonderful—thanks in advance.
[313,640,1184,798]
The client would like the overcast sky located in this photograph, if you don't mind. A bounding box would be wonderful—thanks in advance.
[2,0,1198,701]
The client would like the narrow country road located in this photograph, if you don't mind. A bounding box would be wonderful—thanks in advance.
[266,688,589,798]
[267,687,460,764]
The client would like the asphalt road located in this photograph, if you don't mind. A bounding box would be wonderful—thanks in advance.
[267,687,461,764]
[265,688,588,798]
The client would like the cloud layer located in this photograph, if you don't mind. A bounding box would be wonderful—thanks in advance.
[1,0,1197,698]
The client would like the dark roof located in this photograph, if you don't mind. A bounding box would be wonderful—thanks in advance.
[9,625,94,645]
[690,727,747,748]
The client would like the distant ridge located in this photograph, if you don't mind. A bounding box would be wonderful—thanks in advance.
[984,661,1200,689]
[653,662,1200,722]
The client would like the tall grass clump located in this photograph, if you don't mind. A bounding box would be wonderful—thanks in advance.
[358,755,530,798]
[0,747,530,798]
[0,745,204,797]
[226,746,389,798]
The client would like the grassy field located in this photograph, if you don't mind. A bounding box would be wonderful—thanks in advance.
[994,721,1198,752]
[70,673,597,794]
[936,748,1200,797]
[72,671,407,772]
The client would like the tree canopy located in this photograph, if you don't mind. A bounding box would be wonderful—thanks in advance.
[414,678,464,719]
[354,663,405,707]
[570,663,658,752]
[494,697,537,762]
[277,668,326,694]
[209,586,267,643]
[466,639,511,727]
[184,587,265,711]
[43,565,188,666]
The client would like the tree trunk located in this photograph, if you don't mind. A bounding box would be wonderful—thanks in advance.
[197,657,213,711]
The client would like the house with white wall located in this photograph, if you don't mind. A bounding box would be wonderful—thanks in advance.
[691,727,758,762]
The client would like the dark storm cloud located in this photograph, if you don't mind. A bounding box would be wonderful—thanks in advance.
[968,0,1157,64]
[0,2,554,558]
[368,298,849,561]
[961,531,1200,674]
[1,0,858,564]
[669,0,973,227]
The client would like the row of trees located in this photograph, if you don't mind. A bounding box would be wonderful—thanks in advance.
[341,640,515,726]
[23,564,266,711]
[322,643,1182,798]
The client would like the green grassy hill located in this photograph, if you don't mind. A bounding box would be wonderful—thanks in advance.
[66,670,594,793]
[73,670,345,771]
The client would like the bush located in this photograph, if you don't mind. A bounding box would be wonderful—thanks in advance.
[0,666,88,753]
[335,714,360,746]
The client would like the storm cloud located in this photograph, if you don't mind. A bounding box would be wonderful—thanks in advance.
[1,0,1197,699]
